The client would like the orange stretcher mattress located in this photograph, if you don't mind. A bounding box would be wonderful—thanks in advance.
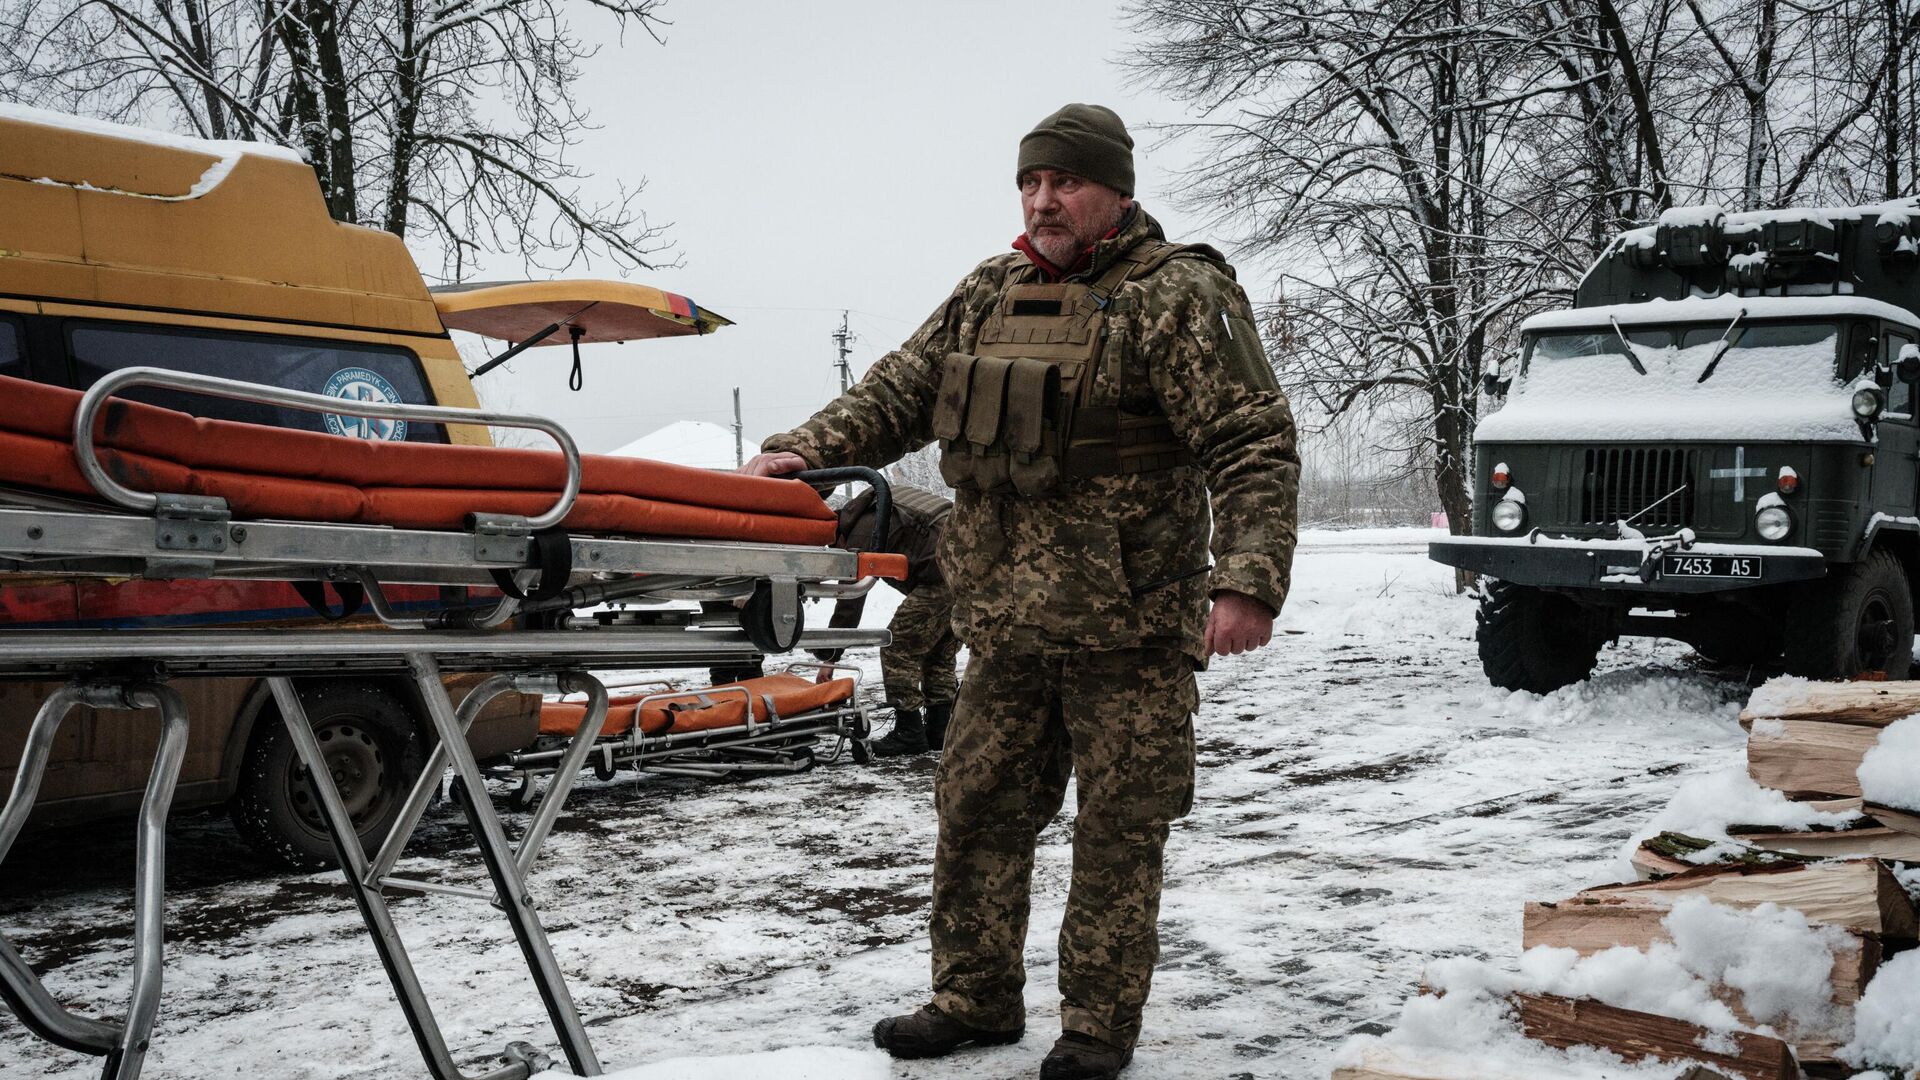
[0,375,838,546]
[538,674,857,739]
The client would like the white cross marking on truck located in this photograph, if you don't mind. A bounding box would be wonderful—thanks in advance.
[1708,445,1767,501]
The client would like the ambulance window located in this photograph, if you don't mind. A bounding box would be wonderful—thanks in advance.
[66,323,446,443]
[0,316,22,378]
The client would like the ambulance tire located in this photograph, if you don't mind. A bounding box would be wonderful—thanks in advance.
[231,681,425,869]
[1476,581,1604,694]
[1783,549,1914,680]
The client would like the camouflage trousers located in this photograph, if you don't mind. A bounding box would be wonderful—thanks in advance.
[929,641,1198,1051]
[881,583,960,711]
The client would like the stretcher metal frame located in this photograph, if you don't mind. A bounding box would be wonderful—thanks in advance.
[497,660,872,799]
[0,369,893,1080]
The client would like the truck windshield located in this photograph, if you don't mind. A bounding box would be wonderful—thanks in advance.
[1480,319,1856,443]
[1528,321,1839,382]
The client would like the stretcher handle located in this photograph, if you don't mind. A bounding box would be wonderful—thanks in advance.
[793,466,891,553]
[73,366,583,530]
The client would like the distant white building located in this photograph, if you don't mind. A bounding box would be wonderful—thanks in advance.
[609,419,751,470]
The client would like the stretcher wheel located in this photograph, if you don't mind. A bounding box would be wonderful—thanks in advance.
[506,774,538,812]
[849,738,872,765]
[741,581,804,652]
[230,680,425,869]
[592,755,618,781]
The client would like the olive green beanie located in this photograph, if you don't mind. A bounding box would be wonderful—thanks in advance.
[1016,103,1134,197]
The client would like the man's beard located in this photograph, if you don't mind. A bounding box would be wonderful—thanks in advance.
[1028,216,1089,268]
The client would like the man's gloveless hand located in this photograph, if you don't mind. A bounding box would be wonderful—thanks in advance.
[1204,590,1276,658]
[740,452,808,477]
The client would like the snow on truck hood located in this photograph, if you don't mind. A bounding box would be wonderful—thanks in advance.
[1481,299,1888,444]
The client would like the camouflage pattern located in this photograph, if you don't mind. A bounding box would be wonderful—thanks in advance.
[762,206,1300,664]
[928,642,1197,1049]
[763,203,1296,1052]
[879,582,959,712]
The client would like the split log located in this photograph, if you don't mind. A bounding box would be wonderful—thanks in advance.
[1736,825,1920,862]
[1863,800,1920,839]
[1547,860,1917,940]
[1511,993,1796,1080]
[1330,1043,1732,1079]
[1522,898,1881,1008]
[1631,832,1817,880]
[1746,719,1885,799]
[1741,679,1920,730]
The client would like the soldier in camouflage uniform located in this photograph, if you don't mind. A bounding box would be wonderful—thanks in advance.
[823,483,960,755]
[746,103,1297,1079]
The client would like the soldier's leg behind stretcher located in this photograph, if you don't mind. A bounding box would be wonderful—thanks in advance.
[1055,645,1198,1053]
[871,586,956,757]
[927,644,1072,1034]
[921,586,962,748]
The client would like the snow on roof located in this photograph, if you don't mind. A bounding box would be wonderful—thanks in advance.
[1523,293,1920,334]
[1619,196,1920,250]
[0,101,303,201]
[608,419,748,470]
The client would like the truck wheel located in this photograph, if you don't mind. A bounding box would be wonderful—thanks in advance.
[1783,549,1915,679]
[1476,581,1604,694]
[231,682,425,869]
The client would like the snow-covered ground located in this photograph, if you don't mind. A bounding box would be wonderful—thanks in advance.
[0,527,1763,1079]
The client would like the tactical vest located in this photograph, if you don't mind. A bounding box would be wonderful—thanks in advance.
[932,239,1201,497]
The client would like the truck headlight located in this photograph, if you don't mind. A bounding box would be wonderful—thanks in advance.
[1853,387,1885,418]
[1755,504,1792,541]
[1491,498,1526,533]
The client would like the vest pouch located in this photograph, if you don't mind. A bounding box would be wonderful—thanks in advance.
[1005,357,1063,497]
[934,353,981,491]
[964,356,1017,494]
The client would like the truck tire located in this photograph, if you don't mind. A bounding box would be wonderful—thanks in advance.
[1477,581,1604,694]
[231,681,426,868]
[1783,549,1915,680]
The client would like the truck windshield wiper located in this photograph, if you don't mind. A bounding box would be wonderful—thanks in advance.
[1695,307,1747,384]
[1608,316,1649,375]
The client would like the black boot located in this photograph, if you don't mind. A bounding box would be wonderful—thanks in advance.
[1041,1032,1133,1079]
[924,701,954,750]
[872,1003,1023,1059]
[870,707,928,757]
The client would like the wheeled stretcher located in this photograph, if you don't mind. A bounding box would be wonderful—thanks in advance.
[0,367,902,1079]
[496,663,871,800]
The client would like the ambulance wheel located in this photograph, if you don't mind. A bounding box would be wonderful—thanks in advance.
[1476,581,1604,694]
[1784,549,1913,679]
[231,681,424,869]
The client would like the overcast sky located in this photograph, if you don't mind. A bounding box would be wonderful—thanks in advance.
[456,1,1236,456]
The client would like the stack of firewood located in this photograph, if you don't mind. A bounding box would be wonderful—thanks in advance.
[1336,679,1920,1080]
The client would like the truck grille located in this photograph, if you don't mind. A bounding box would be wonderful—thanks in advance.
[1581,448,1698,529]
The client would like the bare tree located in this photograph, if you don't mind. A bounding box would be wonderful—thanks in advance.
[1125,0,1573,538]
[0,0,672,276]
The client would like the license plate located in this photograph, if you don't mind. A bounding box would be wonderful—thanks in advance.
[1661,554,1762,579]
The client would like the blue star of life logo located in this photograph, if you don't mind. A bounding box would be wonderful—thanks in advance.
[321,367,408,441]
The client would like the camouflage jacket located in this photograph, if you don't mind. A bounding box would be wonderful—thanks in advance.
[764,207,1299,661]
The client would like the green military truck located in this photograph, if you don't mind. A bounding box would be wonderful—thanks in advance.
[1431,200,1920,692]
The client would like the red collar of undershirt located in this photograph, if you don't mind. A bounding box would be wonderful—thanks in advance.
[1012,223,1123,282]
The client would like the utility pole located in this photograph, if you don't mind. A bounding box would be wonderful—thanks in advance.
[731,387,744,468]
[832,310,855,394]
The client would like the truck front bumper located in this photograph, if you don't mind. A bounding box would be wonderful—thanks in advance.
[1428,535,1827,593]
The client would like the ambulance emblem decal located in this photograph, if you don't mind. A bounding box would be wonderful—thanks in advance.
[321,367,408,441]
